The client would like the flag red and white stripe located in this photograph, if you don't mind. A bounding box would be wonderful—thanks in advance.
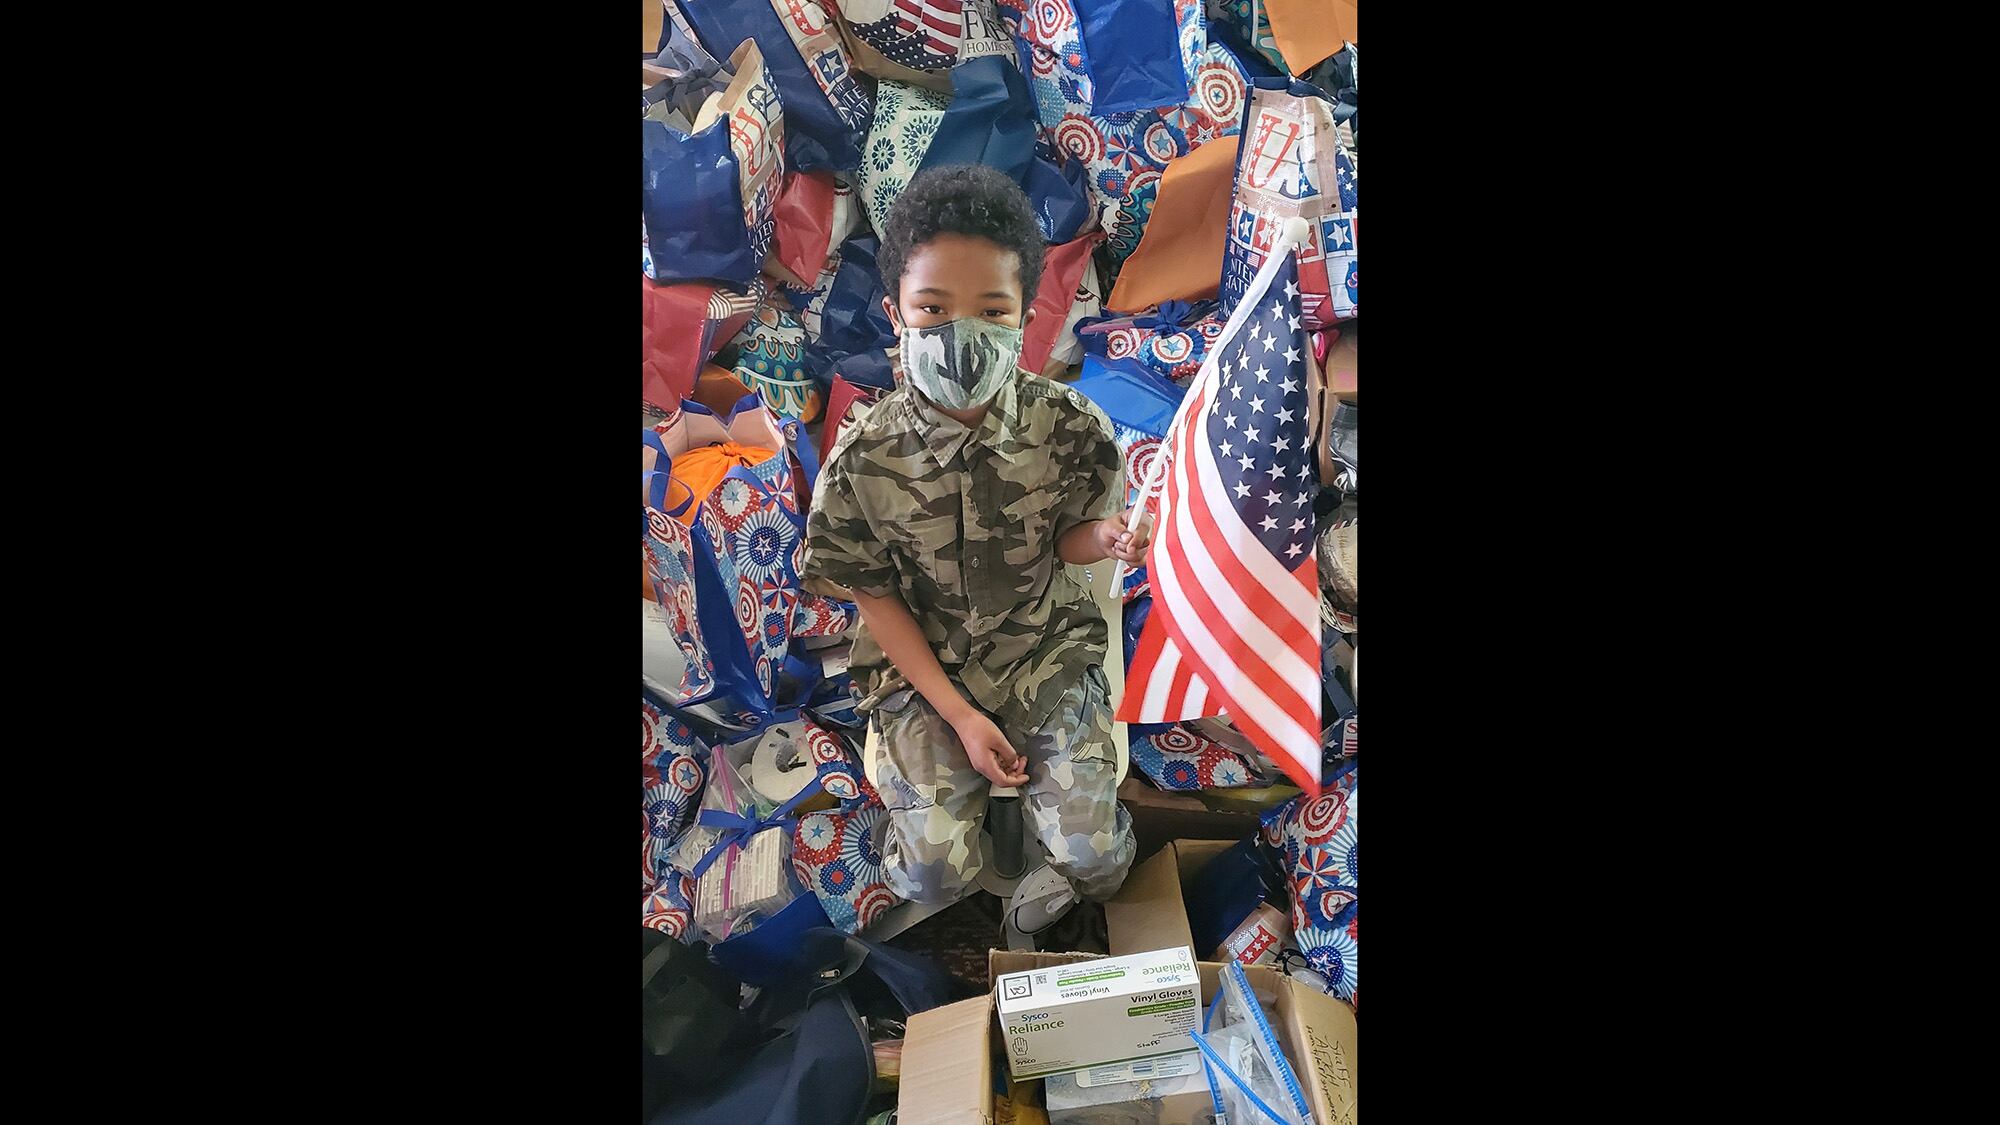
[893,0,964,54]
[1116,228,1323,796]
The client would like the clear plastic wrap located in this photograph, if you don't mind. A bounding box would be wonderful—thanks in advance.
[674,745,800,942]
[1192,961,1314,1125]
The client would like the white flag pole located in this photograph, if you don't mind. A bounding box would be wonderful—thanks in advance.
[1122,216,1313,539]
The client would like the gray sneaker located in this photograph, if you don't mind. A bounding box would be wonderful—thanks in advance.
[1002,865,1080,951]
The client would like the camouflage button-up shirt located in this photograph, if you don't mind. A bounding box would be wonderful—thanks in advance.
[803,373,1122,735]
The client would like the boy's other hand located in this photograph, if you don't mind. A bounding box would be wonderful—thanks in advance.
[951,710,1030,787]
[1098,509,1153,565]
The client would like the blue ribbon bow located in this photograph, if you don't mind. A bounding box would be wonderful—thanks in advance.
[643,47,732,125]
[689,776,825,879]
[1132,299,1194,331]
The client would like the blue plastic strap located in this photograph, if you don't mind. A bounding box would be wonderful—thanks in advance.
[722,462,781,500]
[783,417,821,490]
[1195,986,1232,1122]
[642,431,699,520]
[689,775,826,879]
[1187,1033,1293,1125]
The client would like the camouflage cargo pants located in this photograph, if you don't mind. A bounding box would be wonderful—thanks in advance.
[864,667,1136,905]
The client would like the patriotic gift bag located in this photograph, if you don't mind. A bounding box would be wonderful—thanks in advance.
[645,13,735,130]
[1070,354,1186,598]
[643,403,822,734]
[817,373,884,464]
[767,168,839,289]
[791,584,858,639]
[1007,0,1199,115]
[1075,299,1225,384]
[805,711,881,810]
[1020,231,1103,376]
[919,55,1039,183]
[1042,254,1100,372]
[837,0,963,72]
[1219,76,1357,328]
[645,697,716,893]
[726,298,827,422]
[1104,132,1240,312]
[1129,721,1273,791]
[643,40,786,289]
[1024,139,1094,245]
[855,78,951,235]
[644,276,767,414]
[1208,0,1352,76]
[675,0,872,172]
[1000,1,1244,271]
[1303,41,1356,153]
[791,801,902,933]
[830,0,1015,91]
[646,441,769,730]
[801,641,863,726]
[644,868,701,940]
[917,58,1097,245]
[788,718,898,932]
[1067,0,1195,114]
[1264,759,1356,1003]
[791,232,898,365]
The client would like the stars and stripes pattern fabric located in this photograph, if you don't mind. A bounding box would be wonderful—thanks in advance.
[894,0,965,54]
[1115,253,1322,796]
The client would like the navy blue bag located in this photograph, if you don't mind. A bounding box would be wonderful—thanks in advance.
[813,233,899,361]
[642,39,786,288]
[1072,0,1192,113]
[674,0,871,172]
[642,114,754,286]
[1024,140,1093,245]
[650,928,970,1125]
[920,56,1038,183]
[833,349,898,392]
[1184,839,1289,958]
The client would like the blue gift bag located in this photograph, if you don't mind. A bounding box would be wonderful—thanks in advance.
[642,40,786,287]
[675,0,872,172]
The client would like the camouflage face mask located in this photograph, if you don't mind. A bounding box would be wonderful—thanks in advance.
[899,317,1024,411]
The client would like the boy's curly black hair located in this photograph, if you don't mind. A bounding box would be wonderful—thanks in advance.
[878,164,1045,308]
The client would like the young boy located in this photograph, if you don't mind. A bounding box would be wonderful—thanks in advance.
[803,165,1149,910]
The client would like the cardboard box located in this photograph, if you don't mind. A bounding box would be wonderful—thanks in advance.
[1117,778,1261,863]
[995,945,1202,1080]
[899,842,1358,1124]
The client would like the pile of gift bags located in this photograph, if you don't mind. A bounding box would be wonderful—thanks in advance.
[643,0,1356,421]
[642,385,900,959]
[642,0,1358,1006]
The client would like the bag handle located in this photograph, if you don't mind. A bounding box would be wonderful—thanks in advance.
[643,430,700,520]
[775,652,825,714]
[781,415,820,491]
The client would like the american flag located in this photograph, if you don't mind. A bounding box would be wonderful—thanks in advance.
[1116,253,1323,796]
[894,0,964,55]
